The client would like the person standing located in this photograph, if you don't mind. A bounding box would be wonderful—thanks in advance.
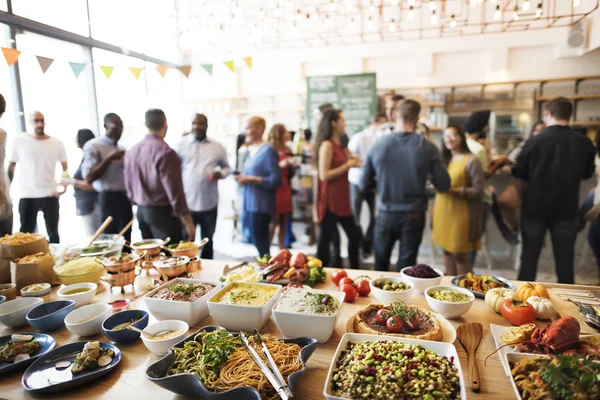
[235,116,281,257]
[0,94,12,236]
[73,129,100,236]
[361,100,451,272]
[512,97,596,284]
[315,109,362,269]
[124,109,195,242]
[8,111,67,243]
[267,124,293,250]
[82,113,132,242]
[348,111,388,256]
[379,94,405,136]
[177,114,229,259]
[433,125,485,275]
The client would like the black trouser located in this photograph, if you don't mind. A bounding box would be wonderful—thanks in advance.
[191,207,218,259]
[137,206,183,243]
[317,210,360,269]
[374,211,425,272]
[19,197,59,243]
[0,212,12,237]
[519,213,578,284]
[99,191,133,242]
[247,211,271,257]
[350,183,376,254]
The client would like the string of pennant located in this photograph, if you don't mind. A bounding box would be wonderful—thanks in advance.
[1,47,253,79]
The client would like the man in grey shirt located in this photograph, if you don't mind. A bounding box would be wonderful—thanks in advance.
[360,99,451,272]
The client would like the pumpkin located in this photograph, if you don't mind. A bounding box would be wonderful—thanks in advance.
[526,296,557,320]
[517,282,549,301]
[485,287,518,314]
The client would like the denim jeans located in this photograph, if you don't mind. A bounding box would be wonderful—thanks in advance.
[519,213,578,284]
[350,183,376,254]
[247,212,272,258]
[191,207,218,259]
[317,210,360,269]
[374,211,426,272]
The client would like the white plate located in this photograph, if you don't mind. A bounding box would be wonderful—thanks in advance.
[323,333,466,400]
[490,323,515,376]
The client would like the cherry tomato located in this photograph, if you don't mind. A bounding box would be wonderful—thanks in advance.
[354,277,371,297]
[331,269,348,286]
[340,284,358,302]
[338,277,354,288]
[500,299,536,326]
[386,316,404,333]
[375,309,389,325]
[408,316,421,330]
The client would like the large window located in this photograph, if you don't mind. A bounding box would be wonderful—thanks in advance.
[12,0,90,36]
[0,25,18,137]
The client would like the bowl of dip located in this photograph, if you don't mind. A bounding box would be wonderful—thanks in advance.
[424,286,475,319]
[141,320,188,355]
[64,303,112,336]
[207,282,282,332]
[20,283,51,297]
[273,288,345,343]
[57,282,97,308]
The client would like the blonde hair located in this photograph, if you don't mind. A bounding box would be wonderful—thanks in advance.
[268,124,287,150]
[248,116,266,133]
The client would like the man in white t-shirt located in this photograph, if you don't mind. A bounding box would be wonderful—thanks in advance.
[8,111,68,243]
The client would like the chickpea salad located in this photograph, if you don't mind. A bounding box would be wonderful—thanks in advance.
[329,341,461,400]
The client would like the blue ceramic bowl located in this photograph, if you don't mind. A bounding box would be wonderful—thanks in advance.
[26,300,75,332]
[102,310,149,344]
[0,295,5,305]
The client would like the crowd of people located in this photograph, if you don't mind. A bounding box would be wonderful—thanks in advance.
[0,91,598,284]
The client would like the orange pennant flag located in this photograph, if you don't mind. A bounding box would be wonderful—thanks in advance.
[156,65,169,77]
[224,61,235,72]
[243,56,253,69]
[129,67,143,80]
[2,48,21,66]
[178,65,191,78]
[99,65,114,79]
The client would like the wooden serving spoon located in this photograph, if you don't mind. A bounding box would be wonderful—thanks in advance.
[457,322,483,392]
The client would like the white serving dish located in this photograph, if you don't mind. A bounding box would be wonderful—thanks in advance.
[141,320,189,355]
[490,323,541,376]
[369,277,414,304]
[323,333,466,400]
[64,303,112,337]
[424,285,475,319]
[143,278,220,327]
[57,282,98,308]
[0,297,44,328]
[20,283,51,297]
[272,288,345,343]
[207,282,282,332]
[400,266,444,294]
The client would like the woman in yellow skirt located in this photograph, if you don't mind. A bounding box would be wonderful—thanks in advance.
[433,125,485,275]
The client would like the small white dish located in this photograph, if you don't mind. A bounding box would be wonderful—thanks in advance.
[20,283,52,297]
[369,277,414,304]
[400,266,444,294]
[0,297,44,328]
[141,320,189,355]
[57,283,97,308]
[424,285,475,319]
[64,303,112,337]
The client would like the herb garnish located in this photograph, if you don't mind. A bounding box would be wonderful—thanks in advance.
[380,300,418,327]
[171,283,201,296]
[539,355,600,400]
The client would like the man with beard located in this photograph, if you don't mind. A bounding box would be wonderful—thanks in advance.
[177,114,229,259]
[8,111,68,243]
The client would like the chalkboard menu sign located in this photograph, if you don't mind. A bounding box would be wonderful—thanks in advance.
[306,73,377,136]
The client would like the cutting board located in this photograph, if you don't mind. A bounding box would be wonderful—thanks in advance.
[548,288,597,335]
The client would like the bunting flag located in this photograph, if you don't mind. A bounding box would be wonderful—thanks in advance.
[224,61,235,72]
[36,56,54,73]
[178,65,191,78]
[243,56,253,69]
[201,64,213,75]
[69,61,87,78]
[156,65,169,77]
[99,65,114,79]
[128,67,143,80]
[1,47,21,66]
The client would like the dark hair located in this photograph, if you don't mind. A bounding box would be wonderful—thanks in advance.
[530,120,545,136]
[194,113,208,124]
[372,111,387,123]
[313,108,342,166]
[394,99,421,124]
[77,129,95,149]
[544,97,573,121]
[441,125,471,166]
[104,112,120,125]
[303,129,312,142]
[145,109,167,131]
[0,94,5,114]
[318,103,334,113]
[391,94,405,102]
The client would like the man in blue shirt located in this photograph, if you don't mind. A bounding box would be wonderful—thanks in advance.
[360,99,451,272]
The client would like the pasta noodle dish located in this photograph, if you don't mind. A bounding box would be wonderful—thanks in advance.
[151,282,215,302]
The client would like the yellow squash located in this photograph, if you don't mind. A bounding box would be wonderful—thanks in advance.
[517,282,549,301]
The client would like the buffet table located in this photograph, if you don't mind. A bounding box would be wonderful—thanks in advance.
[0,260,596,400]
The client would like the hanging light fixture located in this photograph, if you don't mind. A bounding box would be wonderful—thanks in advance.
[366,15,375,30]
[408,0,415,5]
[573,0,581,6]
[369,0,376,14]
[408,5,415,20]
[258,7,266,19]
[429,0,436,11]
[430,10,437,24]
[310,10,319,21]
[522,1,530,11]
[470,0,476,8]
[274,4,281,18]
[449,14,457,28]
[292,22,299,38]
[295,9,303,22]
[325,14,332,28]
[536,3,543,18]
[389,18,397,32]
[329,0,337,12]
[512,6,519,21]
[390,0,399,5]
[349,17,357,31]
[494,5,501,20]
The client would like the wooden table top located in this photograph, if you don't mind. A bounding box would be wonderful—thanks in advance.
[0,260,596,400]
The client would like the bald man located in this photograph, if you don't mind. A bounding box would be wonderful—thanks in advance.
[8,111,68,243]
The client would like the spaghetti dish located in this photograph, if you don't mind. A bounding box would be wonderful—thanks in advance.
[151,282,215,302]
[167,328,302,400]
[0,232,40,246]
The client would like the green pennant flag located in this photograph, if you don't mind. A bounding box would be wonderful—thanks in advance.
[201,64,213,75]
[68,61,86,78]
[224,61,235,72]
[99,65,114,79]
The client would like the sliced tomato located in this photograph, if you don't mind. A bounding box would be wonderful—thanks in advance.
[355,279,371,297]
[375,308,389,325]
[331,269,348,286]
[338,277,354,288]
[386,316,404,333]
[340,284,358,303]
[408,316,421,330]
[500,299,536,326]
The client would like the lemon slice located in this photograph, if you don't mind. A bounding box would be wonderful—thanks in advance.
[519,323,537,340]
[501,327,524,345]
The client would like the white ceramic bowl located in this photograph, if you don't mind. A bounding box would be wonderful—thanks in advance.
[0,297,44,328]
[272,288,345,343]
[369,277,414,304]
[208,282,282,332]
[64,303,112,336]
[400,266,444,294]
[20,283,52,297]
[141,320,189,355]
[424,285,475,319]
[144,278,220,326]
[57,283,98,308]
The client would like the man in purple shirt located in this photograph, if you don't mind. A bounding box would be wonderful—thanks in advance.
[124,109,195,242]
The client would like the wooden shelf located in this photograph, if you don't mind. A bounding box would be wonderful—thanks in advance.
[421,102,445,107]
[536,94,600,101]
[571,121,600,127]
